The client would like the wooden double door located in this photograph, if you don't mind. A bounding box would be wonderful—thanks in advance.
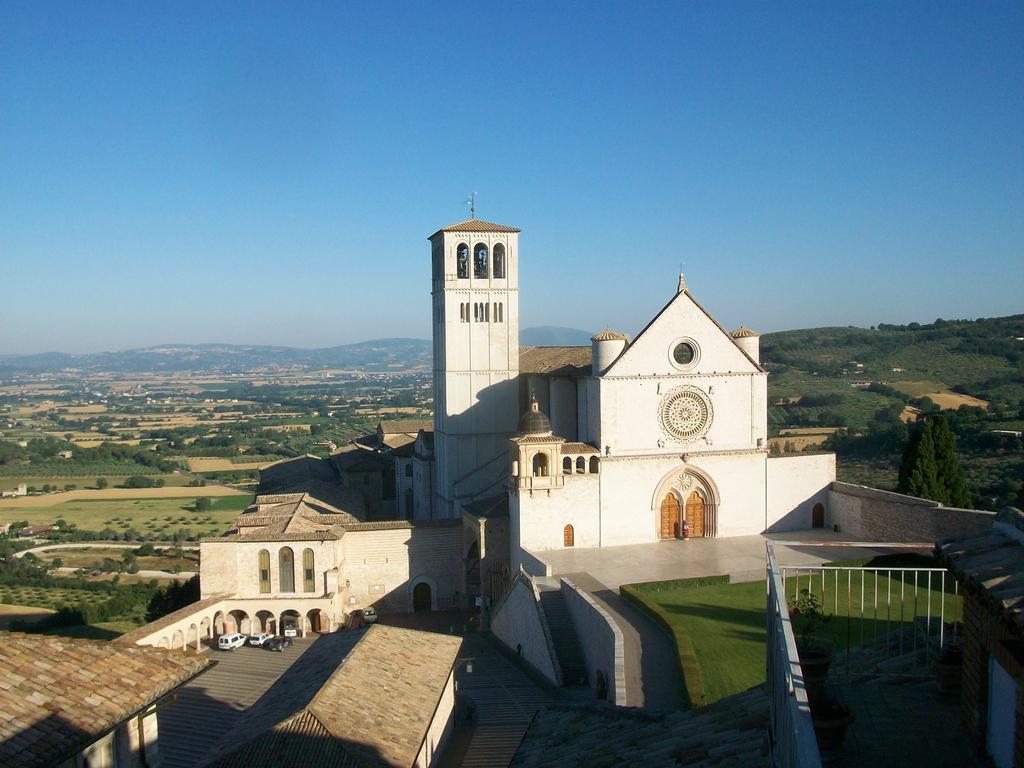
[659,491,706,539]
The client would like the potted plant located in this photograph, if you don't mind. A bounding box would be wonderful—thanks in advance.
[789,588,834,708]
[812,694,855,754]
[935,642,963,694]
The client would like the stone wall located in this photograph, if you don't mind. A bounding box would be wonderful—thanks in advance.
[561,578,627,706]
[766,453,835,531]
[490,574,560,685]
[343,521,464,613]
[828,482,994,542]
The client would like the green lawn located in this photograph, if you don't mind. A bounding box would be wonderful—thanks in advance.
[624,559,961,708]
[6,494,251,537]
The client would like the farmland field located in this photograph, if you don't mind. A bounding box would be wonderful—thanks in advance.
[0,484,248,508]
[0,494,252,536]
[187,457,274,472]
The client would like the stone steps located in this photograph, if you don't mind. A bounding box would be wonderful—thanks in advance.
[536,586,587,687]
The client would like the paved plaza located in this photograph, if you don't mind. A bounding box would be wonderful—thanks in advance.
[532,529,895,591]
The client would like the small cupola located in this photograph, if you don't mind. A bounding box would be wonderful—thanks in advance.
[730,326,761,364]
[518,399,552,436]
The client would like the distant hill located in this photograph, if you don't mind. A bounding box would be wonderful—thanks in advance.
[0,339,433,375]
[519,326,592,346]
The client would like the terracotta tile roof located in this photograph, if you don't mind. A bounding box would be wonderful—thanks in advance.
[519,346,592,377]
[561,442,600,455]
[937,508,1024,637]
[207,625,462,768]
[591,330,627,341]
[378,419,433,435]
[730,326,760,338]
[0,632,211,768]
[512,685,770,767]
[256,455,368,518]
[428,218,521,238]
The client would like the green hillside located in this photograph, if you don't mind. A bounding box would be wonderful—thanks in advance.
[761,314,1024,510]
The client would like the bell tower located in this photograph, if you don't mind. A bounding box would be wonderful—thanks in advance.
[428,218,521,517]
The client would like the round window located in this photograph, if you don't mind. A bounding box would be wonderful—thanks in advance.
[673,342,695,366]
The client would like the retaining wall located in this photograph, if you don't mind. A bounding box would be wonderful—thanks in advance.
[560,578,627,706]
[489,574,561,685]
[828,482,995,542]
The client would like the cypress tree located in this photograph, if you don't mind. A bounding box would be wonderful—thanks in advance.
[897,414,972,507]
[930,414,972,507]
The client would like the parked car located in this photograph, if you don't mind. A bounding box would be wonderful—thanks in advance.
[248,632,274,647]
[266,636,294,652]
[281,616,299,638]
[217,633,246,651]
[362,607,378,624]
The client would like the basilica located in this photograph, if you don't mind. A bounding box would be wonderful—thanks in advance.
[186,215,835,633]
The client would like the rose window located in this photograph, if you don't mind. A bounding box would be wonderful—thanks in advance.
[658,387,713,442]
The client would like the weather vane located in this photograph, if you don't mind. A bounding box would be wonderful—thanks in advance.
[465,192,477,219]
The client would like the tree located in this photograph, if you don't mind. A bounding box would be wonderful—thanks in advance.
[96,477,108,490]
[898,414,972,507]
[194,496,212,513]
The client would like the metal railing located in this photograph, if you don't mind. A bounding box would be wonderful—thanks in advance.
[773,541,960,678]
[766,540,960,768]
[766,544,821,768]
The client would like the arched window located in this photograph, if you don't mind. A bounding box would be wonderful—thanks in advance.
[279,547,295,593]
[562,457,572,474]
[457,243,469,278]
[258,549,270,594]
[302,548,315,593]
[576,457,586,473]
[589,456,600,474]
[464,302,470,322]
[563,524,574,547]
[473,303,479,322]
[493,243,506,278]
[532,453,549,477]
[474,243,489,278]
[485,303,490,322]
[499,303,503,322]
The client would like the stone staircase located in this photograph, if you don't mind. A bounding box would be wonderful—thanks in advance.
[535,582,587,687]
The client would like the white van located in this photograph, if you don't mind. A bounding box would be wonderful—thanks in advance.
[217,632,246,651]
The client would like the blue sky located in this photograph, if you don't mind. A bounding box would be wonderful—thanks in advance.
[2,1,1022,353]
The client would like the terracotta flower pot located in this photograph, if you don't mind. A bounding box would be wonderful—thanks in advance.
[813,700,854,754]
[798,645,834,708]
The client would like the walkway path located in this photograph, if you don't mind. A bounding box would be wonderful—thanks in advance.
[438,633,555,768]
[563,571,687,712]
[14,541,198,558]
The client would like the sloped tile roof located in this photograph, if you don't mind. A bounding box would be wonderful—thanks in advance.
[0,632,211,768]
[561,442,600,455]
[512,685,770,767]
[519,346,592,377]
[207,625,462,768]
[115,594,230,645]
[378,419,433,435]
[591,330,627,341]
[428,218,521,238]
[256,456,367,519]
[937,509,1024,637]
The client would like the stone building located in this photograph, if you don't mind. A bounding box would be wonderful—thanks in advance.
[422,217,835,573]
[938,507,1024,768]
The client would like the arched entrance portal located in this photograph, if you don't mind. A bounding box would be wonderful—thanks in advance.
[812,503,825,528]
[685,491,706,538]
[659,493,681,539]
[413,582,432,612]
